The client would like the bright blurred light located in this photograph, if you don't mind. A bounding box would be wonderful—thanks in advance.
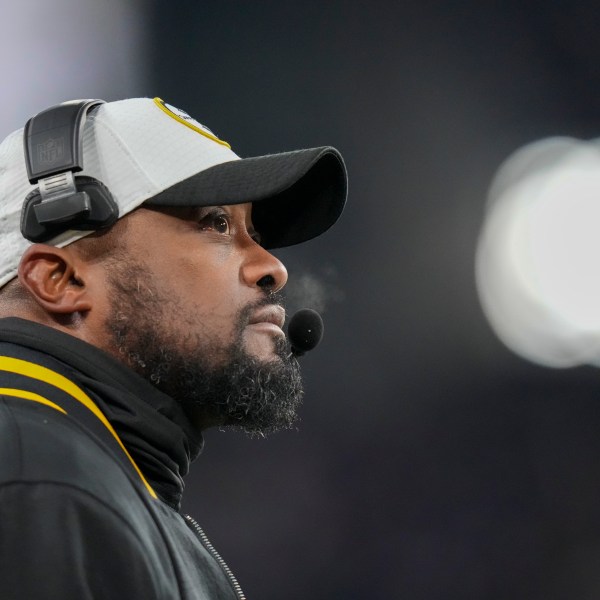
[0,0,148,136]
[476,137,600,367]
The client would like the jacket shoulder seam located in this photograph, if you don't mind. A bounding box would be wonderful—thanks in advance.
[0,479,154,549]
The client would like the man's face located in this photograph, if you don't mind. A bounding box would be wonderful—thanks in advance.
[97,203,303,434]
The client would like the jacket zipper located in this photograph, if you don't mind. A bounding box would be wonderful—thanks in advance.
[183,513,246,600]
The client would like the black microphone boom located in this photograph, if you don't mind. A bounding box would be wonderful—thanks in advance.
[288,309,324,357]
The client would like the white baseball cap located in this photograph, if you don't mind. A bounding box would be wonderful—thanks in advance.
[0,97,347,288]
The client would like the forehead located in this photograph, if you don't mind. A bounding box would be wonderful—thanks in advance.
[148,203,254,222]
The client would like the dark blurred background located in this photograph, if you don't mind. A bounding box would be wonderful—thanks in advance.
[6,1,600,598]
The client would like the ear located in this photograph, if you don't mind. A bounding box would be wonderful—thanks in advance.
[17,244,93,315]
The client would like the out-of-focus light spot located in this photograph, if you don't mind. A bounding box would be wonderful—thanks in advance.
[0,0,148,136]
[476,137,600,367]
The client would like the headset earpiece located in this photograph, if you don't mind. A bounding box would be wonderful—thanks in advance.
[20,99,119,243]
[21,176,119,243]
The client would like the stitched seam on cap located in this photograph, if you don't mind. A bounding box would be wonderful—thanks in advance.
[90,115,159,196]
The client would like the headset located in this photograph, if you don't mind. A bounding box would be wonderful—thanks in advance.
[20,99,119,243]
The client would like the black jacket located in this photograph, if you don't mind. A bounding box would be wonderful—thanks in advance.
[0,318,245,599]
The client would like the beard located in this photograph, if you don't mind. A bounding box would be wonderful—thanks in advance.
[103,262,304,436]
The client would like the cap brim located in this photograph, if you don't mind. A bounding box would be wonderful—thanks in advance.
[145,146,347,248]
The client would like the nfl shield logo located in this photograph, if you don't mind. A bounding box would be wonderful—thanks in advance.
[37,137,65,165]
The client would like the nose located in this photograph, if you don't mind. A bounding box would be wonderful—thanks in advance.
[241,242,288,293]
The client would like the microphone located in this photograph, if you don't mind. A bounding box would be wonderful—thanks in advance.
[288,309,324,357]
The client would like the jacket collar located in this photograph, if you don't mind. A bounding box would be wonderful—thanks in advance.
[0,317,203,511]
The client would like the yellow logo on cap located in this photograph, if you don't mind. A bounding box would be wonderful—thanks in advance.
[153,97,231,149]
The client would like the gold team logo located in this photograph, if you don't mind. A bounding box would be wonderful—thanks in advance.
[153,98,231,149]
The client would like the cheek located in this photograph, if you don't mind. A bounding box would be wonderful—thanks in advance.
[134,229,247,325]
[165,255,244,327]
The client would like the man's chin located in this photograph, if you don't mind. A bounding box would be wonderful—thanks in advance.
[188,344,303,436]
[242,330,289,364]
[103,264,301,435]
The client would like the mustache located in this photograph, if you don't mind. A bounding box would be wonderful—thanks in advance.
[238,291,287,326]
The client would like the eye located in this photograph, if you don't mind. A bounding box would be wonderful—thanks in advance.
[198,210,231,235]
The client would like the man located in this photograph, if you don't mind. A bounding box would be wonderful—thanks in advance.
[0,97,346,599]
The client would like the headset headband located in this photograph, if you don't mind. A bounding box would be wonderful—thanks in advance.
[20,100,119,243]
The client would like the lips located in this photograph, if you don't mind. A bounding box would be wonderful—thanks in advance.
[247,304,286,329]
